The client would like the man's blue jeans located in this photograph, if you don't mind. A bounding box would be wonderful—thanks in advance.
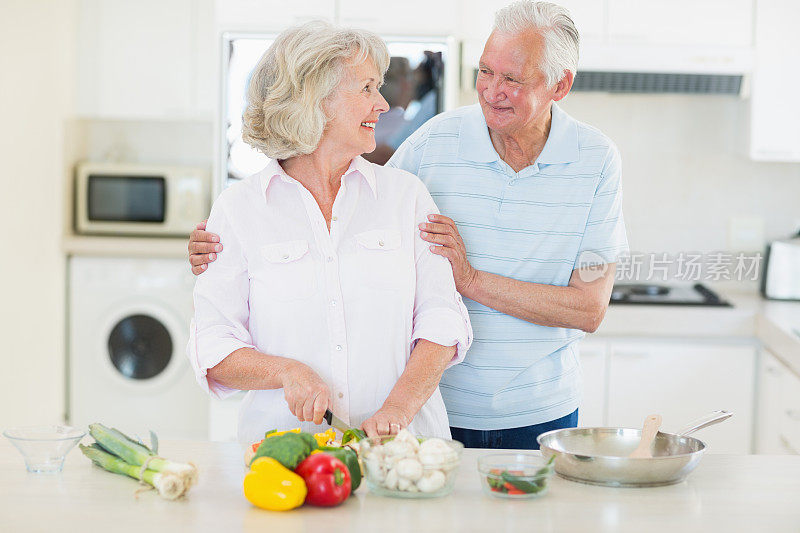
[449,409,579,450]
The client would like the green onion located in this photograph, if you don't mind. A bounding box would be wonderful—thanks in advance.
[80,444,184,500]
[89,423,198,491]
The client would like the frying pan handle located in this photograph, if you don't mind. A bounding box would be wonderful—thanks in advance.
[677,410,733,436]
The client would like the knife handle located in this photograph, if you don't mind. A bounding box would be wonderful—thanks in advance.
[323,409,333,426]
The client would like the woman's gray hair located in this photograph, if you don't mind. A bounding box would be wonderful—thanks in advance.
[242,21,389,160]
[494,1,580,87]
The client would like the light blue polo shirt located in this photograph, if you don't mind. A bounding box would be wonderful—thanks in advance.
[387,103,628,430]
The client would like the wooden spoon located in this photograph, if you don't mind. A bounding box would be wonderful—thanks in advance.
[628,414,662,458]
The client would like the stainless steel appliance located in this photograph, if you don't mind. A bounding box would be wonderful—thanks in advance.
[762,236,800,301]
[610,283,731,307]
[75,161,209,237]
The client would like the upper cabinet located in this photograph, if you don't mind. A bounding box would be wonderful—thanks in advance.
[338,0,458,35]
[607,0,753,47]
[214,0,334,31]
[750,0,800,162]
[76,0,199,120]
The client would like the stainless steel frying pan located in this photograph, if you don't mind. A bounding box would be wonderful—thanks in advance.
[536,410,733,487]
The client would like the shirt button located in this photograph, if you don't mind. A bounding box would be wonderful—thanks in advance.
[378,240,385,247]
[336,345,342,351]
[338,392,344,399]
[330,299,337,307]
[332,216,338,222]
[327,256,334,263]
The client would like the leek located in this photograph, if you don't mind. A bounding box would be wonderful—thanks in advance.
[80,444,184,500]
[88,423,198,491]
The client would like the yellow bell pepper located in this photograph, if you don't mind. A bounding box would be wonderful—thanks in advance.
[244,457,307,511]
[268,428,301,438]
[313,428,337,447]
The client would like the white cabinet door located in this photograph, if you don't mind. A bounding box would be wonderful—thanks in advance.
[779,368,800,454]
[607,341,756,454]
[76,0,195,119]
[750,0,800,161]
[577,338,607,427]
[215,0,335,31]
[757,349,791,454]
[607,0,753,47]
[338,0,458,35]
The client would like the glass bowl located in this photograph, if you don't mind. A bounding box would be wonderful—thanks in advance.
[477,453,555,499]
[360,434,463,498]
[3,425,86,473]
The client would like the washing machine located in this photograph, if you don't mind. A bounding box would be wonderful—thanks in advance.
[68,256,209,439]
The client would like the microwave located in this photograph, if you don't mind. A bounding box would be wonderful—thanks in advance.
[75,162,209,237]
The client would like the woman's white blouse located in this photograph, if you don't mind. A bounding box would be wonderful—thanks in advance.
[187,156,472,447]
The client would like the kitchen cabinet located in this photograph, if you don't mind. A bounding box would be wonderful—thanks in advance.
[750,0,800,161]
[606,340,756,454]
[76,0,198,119]
[757,349,793,453]
[606,0,752,47]
[214,0,335,31]
[338,0,458,35]
[779,365,800,454]
[577,339,607,427]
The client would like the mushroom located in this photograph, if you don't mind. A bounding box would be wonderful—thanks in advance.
[395,457,424,482]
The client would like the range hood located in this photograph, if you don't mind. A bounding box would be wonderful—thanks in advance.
[572,44,753,95]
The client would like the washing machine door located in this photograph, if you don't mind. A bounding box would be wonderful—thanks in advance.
[108,314,173,380]
[99,303,187,390]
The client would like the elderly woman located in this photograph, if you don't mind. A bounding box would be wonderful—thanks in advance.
[187,21,472,447]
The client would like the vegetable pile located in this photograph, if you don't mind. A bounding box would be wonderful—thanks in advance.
[243,428,362,511]
[362,429,459,495]
[79,423,198,500]
[485,456,554,495]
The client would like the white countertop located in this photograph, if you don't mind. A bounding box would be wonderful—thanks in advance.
[3,439,799,532]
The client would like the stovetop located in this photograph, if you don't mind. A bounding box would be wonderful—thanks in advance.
[609,283,732,307]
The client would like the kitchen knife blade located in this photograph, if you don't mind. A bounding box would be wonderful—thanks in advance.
[323,409,350,433]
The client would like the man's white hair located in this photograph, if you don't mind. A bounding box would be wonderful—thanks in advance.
[493,1,580,87]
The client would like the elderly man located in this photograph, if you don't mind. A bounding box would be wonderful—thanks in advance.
[189,1,627,449]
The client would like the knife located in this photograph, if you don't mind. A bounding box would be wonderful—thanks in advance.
[323,409,351,433]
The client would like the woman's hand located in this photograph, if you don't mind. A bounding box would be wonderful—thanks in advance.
[280,361,331,425]
[361,402,413,438]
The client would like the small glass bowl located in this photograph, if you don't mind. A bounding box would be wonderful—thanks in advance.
[360,435,464,498]
[3,425,86,473]
[477,453,555,499]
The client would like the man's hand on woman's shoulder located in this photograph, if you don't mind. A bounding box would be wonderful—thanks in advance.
[188,220,222,275]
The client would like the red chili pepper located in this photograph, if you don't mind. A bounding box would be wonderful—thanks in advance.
[502,482,524,495]
[294,453,351,507]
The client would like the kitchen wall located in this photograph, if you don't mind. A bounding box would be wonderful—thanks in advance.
[0,0,77,426]
[558,92,800,255]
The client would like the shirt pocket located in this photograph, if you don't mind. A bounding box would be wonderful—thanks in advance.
[354,229,407,290]
[252,240,318,301]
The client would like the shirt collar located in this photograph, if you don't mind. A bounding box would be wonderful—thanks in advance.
[457,102,580,166]
[536,103,580,165]
[458,105,500,163]
[259,155,377,200]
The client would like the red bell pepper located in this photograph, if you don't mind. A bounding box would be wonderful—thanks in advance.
[294,453,351,507]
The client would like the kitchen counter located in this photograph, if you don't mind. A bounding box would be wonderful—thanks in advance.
[597,289,800,372]
[3,439,799,532]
